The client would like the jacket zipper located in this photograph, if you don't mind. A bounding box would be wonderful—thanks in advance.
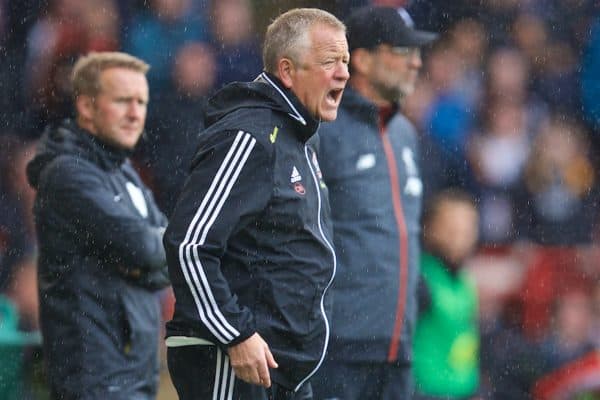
[294,144,337,392]
[380,128,409,362]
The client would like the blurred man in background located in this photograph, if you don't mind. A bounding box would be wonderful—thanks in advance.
[27,52,169,399]
[312,6,437,399]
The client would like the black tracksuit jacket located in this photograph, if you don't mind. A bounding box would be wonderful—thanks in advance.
[164,72,336,391]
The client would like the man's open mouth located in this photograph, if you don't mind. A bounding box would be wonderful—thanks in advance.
[327,88,344,103]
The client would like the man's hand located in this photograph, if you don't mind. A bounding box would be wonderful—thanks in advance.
[228,333,278,387]
[118,265,142,278]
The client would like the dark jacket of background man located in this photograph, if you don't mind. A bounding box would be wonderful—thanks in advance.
[26,52,172,399]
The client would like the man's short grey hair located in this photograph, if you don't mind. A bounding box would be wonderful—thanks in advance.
[262,8,346,74]
[71,51,149,99]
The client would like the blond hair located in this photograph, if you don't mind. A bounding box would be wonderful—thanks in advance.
[71,51,149,99]
[262,8,345,74]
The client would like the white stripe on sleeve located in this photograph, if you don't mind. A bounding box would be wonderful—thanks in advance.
[178,130,257,343]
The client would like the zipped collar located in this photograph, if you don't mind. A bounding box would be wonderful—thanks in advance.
[339,87,399,131]
[27,119,131,189]
[204,72,320,143]
[257,72,321,142]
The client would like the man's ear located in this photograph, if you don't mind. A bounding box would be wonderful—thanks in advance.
[75,95,95,120]
[276,58,295,89]
[350,48,372,76]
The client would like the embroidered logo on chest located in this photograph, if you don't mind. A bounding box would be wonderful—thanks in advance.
[356,153,376,171]
[290,166,306,195]
[402,148,422,197]
[126,181,148,218]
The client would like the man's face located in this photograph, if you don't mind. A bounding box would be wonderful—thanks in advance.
[86,67,149,150]
[369,45,422,104]
[288,25,350,121]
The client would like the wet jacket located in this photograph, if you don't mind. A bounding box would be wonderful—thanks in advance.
[318,88,422,363]
[27,120,168,399]
[164,72,336,391]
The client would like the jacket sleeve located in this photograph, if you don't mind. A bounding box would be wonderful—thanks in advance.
[164,129,272,347]
[38,156,167,273]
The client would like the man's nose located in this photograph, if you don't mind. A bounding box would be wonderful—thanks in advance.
[336,62,350,81]
[127,101,144,119]
[408,52,423,69]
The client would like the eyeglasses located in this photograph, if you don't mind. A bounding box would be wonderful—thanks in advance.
[378,46,421,58]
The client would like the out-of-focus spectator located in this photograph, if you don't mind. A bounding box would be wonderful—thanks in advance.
[0,136,38,291]
[24,0,121,135]
[467,100,533,244]
[4,254,39,332]
[466,46,551,245]
[469,245,545,399]
[78,1,120,51]
[413,189,481,400]
[483,46,547,127]
[24,0,80,88]
[209,0,261,88]
[408,0,480,33]
[480,293,545,400]
[590,280,600,348]
[123,0,208,90]
[409,40,473,204]
[410,18,488,204]
[530,254,600,399]
[24,0,81,133]
[446,18,487,106]
[581,16,600,135]
[25,0,120,79]
[511,12,582,115]
[479,0,522,47]
[532,350,600,400]
[524,0,597,50]
[422,40,474,160]
[537,289,597,389]
[513,116,599,245]
[140,41,217,215]
[0,1,38,132]
[533,40,581,115]
[511,12,548,75]
[27,51,78,133]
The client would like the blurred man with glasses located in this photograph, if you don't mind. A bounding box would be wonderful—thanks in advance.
[312,6,437,400]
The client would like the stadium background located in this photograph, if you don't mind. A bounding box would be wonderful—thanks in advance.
[1,0,600,398]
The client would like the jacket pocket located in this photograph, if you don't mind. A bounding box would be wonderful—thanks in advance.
[255,277,318,338]
[116,286,160,359]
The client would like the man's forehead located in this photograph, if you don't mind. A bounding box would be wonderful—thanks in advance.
[99,68,147,87]
[310,27,348,49]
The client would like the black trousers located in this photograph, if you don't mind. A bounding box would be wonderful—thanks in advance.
[311,358,414,400]
[167,345,313,400]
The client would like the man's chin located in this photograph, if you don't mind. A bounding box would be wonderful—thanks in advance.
[319,110,339,122]
[111,139,138,151]
[120,134,143,150]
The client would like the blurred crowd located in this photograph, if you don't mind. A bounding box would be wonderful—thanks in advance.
[1,0,600,398]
